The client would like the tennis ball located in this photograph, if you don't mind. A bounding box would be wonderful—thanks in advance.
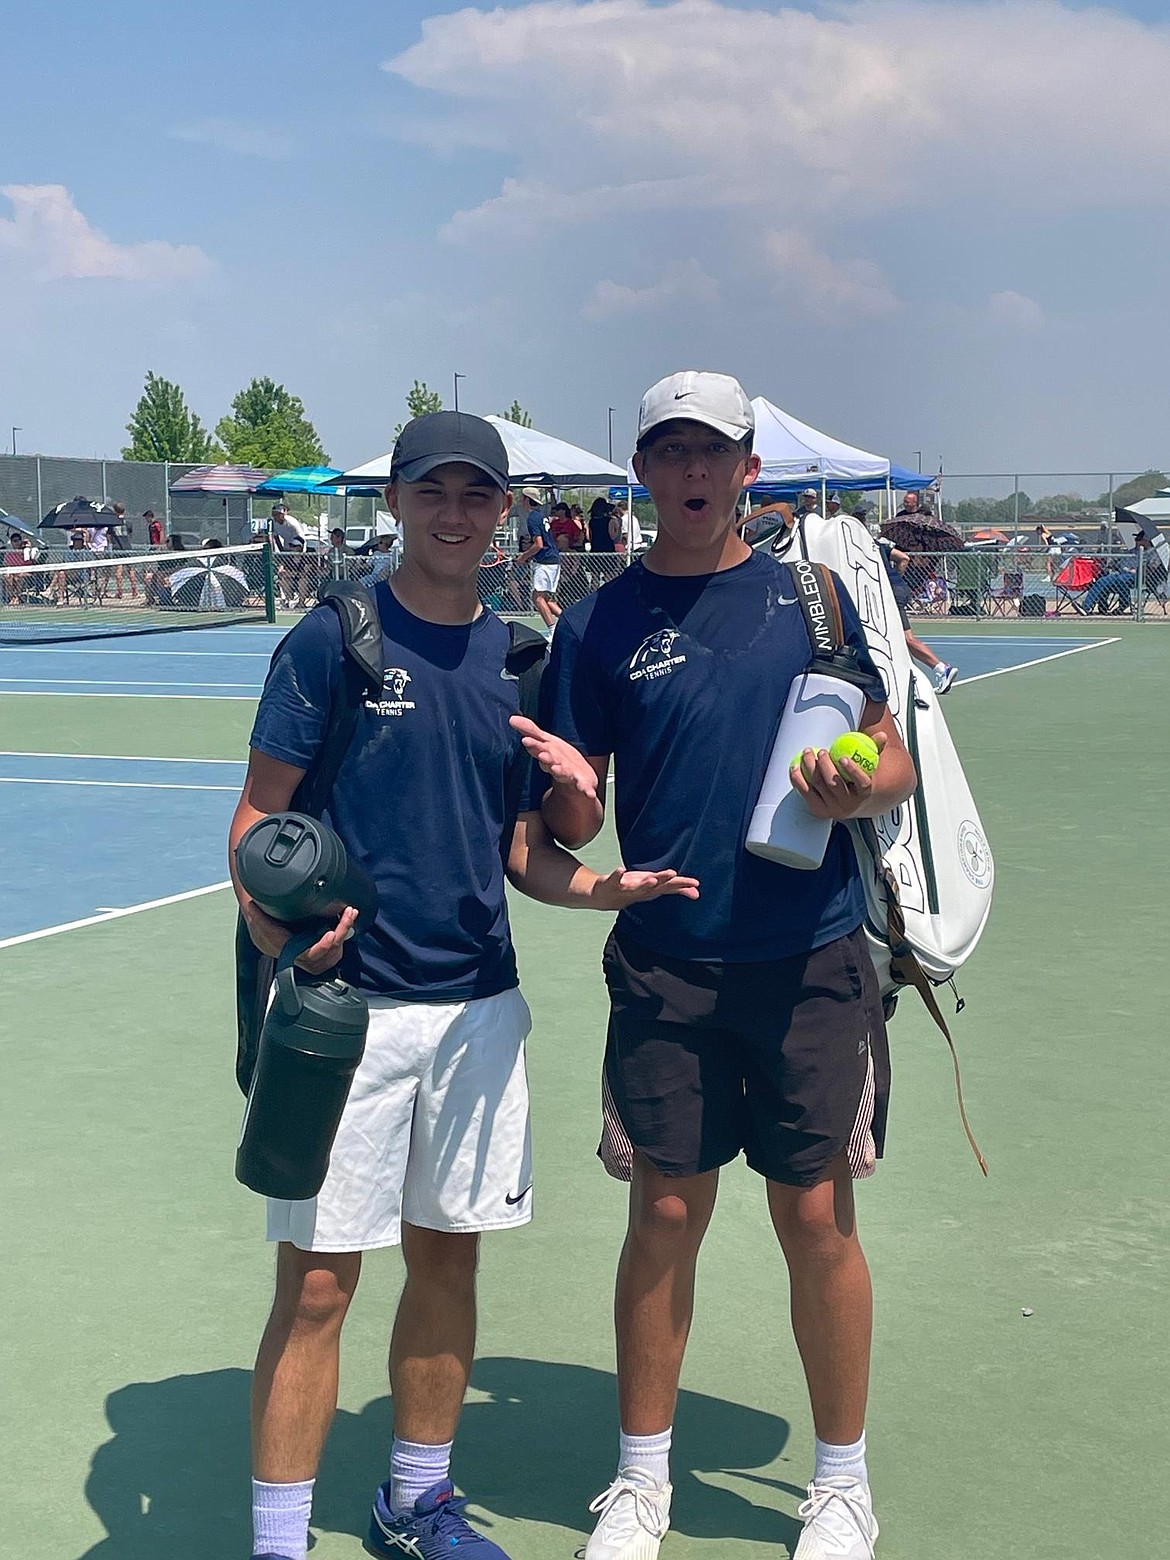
[829,731,880,775]
[791,748,824,772]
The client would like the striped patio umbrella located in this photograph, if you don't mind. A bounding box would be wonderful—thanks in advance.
[168,464,270,494]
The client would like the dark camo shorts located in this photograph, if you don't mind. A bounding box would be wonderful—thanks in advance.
[599,925,890,1188]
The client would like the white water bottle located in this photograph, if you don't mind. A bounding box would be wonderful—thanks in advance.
[746,653,870,871]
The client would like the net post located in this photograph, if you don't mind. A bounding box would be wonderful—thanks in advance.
[262,542,277,623]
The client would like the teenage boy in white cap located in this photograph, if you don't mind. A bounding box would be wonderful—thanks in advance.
[524,372,916,1559]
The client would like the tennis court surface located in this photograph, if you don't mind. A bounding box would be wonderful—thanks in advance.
[2,617,1166,1558]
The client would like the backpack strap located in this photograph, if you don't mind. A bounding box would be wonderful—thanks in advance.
[235,581,384,1095]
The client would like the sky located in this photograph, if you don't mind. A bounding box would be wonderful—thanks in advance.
[2,0,1169,482]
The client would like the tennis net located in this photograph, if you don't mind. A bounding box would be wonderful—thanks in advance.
[0,543,276,644]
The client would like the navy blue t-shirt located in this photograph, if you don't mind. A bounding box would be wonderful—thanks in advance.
[526,508,561,563]
[250,582,524,1001]
[537,551,886,963]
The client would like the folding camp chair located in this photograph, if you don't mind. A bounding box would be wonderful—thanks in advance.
[988,569,1023,617]
[1052,556,1100,616]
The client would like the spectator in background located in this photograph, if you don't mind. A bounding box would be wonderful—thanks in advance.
[146,510,165,547]
[270,502,310,609]
[363,533,397,586]
[1078,545,1139,615]
[109,501,133,598]
[861,500,957,692]
[516,486,562,631]
[609,502,643,554]
[795,485,821,521]
[826,493,843,520]
[589,496,616,555]
[4,532,32,604]
[549,499,586,607]
[548,500,584,554]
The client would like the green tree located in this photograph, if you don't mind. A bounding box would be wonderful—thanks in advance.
[215,377,327,468]
[395,380,444,435]
[1106,470,1168,509]
[498,400,533,427]
[122,371,215,462]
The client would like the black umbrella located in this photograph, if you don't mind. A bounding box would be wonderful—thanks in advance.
[40,495,119,530]
[167,556,250,611]
[881,517,965,553]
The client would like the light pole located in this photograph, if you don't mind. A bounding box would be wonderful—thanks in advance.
[11,427,20,456]
[913,450,923,473]
[453,372,465,412]
[607,407,615,463]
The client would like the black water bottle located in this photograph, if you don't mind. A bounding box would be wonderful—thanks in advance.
[234,814,376,1200]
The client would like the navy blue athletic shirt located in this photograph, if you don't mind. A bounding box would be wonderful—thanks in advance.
[250,582,523,1001]
[526,507,561,563]
[537,551,887,963]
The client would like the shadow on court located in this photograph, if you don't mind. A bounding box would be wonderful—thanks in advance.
[80,1358,797,1557]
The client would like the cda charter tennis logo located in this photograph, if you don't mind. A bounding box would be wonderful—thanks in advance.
[629,629,687,683]
[365,667,416,717]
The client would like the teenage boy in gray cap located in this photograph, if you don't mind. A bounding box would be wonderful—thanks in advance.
[234,411,693,1560]
[526,372,916,1560]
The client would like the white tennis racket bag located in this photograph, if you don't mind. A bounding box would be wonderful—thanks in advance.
[773,512,994,1170]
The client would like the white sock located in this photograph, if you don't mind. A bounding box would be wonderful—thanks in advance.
[814,1432,868,1486]
[618,1427,672,1489]
[252,1477,314,1560]
[390,1438,454,1513]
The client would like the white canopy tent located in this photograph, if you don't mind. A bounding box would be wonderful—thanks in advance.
[335,417,626,488]
[749,397,890,486]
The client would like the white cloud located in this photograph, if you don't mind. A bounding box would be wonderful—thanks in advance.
[0,184,211,283]
[169,119,294,160]
[765,230,900,320]
[385,0,1170,230]
[986,289,1045,333]
[585,258,719,319]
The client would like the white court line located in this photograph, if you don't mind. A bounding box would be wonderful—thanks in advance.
[0,880,232,951]
[2,648,274,658]
[0,777,239,791]
[955,637,1120,686]
[0,750,245,764]
[0,676,257,689]
[0,690,257,700]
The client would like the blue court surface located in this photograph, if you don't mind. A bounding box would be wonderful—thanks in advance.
[0,627,1115,945]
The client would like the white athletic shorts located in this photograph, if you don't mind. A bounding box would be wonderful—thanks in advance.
[267,985,533,1253]
[532,563,560,596]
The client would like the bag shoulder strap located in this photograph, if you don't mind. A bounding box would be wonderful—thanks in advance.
[782,558,845,658]
[502,622,548,842]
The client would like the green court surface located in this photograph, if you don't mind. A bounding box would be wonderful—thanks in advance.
[3,619,1168,1559]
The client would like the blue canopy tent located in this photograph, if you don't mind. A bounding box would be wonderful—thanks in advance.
[254,466,382,498]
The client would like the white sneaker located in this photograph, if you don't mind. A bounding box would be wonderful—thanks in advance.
[585,1468,672,1560]
[933,662,957,693]
[793,1477,878,1559]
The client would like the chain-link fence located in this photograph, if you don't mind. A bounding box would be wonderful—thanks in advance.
[874,542,1168,622]
[0,452,378,549]
[298,548,631,615]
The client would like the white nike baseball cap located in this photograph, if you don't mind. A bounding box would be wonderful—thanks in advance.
[637,371,755,448]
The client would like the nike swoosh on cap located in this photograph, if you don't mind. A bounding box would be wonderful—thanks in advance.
[673,391,692,400]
